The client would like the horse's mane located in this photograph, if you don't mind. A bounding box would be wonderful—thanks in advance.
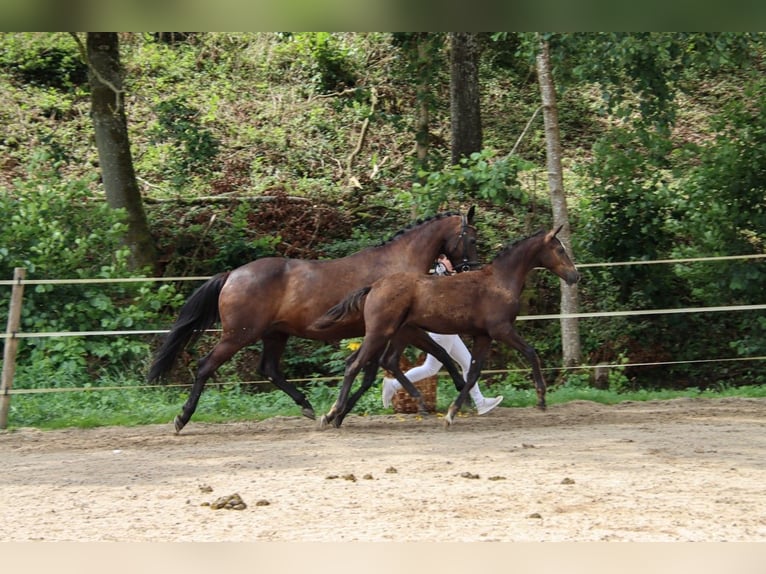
[491,229,546,262]
[376,211,462,247]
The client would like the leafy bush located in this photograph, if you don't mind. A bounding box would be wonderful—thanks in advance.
[270,33,357,94]
[0,33,87,91]
[149,96,221,189]
[0,159,183,388]
[412,149,530,213]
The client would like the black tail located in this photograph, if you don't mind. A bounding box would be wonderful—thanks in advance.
[147,272,230,382]
[312,286,371,330]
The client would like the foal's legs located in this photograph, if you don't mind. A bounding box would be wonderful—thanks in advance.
[377,337,433,415]
[319,334,393,429]
[444,335,492,427]
[332,352,383,428]
[497,325,547,410]
[259,333,316,420]
[332,329,449,424]
[395,327,467,394]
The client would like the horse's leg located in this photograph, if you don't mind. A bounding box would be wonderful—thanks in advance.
[444,336,492,427]
[333,332,429,423]
[399,327,466,393]
[498,325,547,411]
[175,337,243,433]
[334,351,383,427]
[259,334,315,420]
[319,335,387,430]
[377,338,430,415]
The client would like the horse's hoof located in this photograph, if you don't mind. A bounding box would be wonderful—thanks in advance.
[317,415,330,430]
[444,406,456,428]
[537,402,547,412]
[302,407,316,420]
[173,415,186,434]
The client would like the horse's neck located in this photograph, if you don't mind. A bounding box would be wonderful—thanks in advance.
[363,220,451,273]
[494,240,541,288]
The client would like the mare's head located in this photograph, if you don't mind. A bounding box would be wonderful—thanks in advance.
[537,225,580,285]
[441,205,479,272]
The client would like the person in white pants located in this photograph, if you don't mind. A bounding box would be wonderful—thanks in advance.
[381,255,504,415]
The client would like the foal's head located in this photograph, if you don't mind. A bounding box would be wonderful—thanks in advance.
[538,226,580,285]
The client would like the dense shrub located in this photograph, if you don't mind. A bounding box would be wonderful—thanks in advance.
[0,159,183,388]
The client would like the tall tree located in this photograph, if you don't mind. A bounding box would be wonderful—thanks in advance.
[393,32,441,174]
[80,32,157,272]
[536,37,581,367]
[414,33,433,169]
[449,32,482,165]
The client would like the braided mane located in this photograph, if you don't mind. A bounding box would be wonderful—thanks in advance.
[377,211,461,247]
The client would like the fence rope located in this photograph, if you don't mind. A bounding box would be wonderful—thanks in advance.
[0,253,764,286]
[0,276,211,286]
[575,253,766,268]
[7,355,766,396]
[516,303,766,321]
[2,302,765,340]
[2,255,765,399]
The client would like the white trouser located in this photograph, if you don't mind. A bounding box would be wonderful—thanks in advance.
[390,333,485,402]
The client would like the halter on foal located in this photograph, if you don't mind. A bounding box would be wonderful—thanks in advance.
[313,226,579,427]
[148,207,478,433]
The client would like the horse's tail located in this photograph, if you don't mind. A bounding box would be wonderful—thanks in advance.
[312,286,371,330]
[147,272,230,383]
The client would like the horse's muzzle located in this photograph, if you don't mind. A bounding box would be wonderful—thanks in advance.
[565,270,580,285]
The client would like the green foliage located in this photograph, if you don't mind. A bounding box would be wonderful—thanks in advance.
[546,32,761,130]
[2,32,766,428]
[0,159,183,388]
[149,96,221,189]
[0,33,87,91]
[663,79,766,371]
[208,203,281,270]
[577,127,679,306]
[670,79,766,302]
[412,149,529,213]
[9,371,766,430]
[270,33,357,94]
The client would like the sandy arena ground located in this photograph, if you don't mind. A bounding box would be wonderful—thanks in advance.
[1,396,765,542]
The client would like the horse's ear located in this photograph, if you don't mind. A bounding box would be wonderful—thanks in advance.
[545,225,564,242]
[466,205,476,224]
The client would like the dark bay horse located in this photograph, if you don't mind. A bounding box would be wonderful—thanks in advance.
[312,226,580,427]
[148,207,478,433]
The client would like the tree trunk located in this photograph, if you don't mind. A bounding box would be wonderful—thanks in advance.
[86,32,157,272]
[449,33,482,165]
[415,34,431,168]
[536,38,582,368]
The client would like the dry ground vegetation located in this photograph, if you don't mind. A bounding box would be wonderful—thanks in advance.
[1,396,765,542]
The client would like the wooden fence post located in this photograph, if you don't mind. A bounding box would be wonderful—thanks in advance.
[1,268,26,429]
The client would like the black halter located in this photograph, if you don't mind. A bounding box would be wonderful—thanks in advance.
[454,214,481,273]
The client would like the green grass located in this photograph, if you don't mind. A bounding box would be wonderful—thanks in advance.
[5,377,766,431]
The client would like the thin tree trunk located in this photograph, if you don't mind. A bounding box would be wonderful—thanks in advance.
[415,35,430,168]
[449,32,482,165]
[536,38,581,367]
[86,32,157,272]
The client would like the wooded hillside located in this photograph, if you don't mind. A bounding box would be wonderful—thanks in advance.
[1,32,765,394]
